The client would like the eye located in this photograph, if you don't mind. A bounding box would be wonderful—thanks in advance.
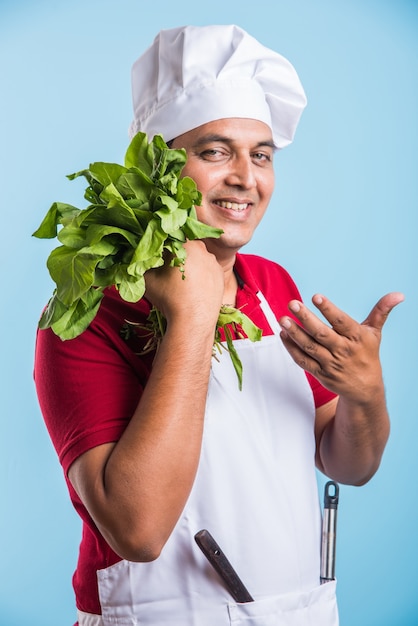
[252,152,272,164]
[201,149,220,157]
[199,147,229,161]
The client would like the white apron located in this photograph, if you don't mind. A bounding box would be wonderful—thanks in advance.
[78,292,339,626]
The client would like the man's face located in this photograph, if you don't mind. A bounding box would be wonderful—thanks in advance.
[171,118,276,262]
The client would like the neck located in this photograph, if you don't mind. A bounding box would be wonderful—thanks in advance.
[202,239,239,305]
[219,255,238,306]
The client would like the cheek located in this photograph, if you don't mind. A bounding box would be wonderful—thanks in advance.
[184,172,220,205]
[180,164,210,197]
[261,171,275,201]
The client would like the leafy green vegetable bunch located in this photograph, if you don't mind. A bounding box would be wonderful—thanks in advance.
[33,132,262,388]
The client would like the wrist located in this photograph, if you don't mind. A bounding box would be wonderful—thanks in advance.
[163,315,218,351]
[338,380,386,413]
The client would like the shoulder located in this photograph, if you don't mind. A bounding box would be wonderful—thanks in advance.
[236,253,299,288]
[34,289,154,474]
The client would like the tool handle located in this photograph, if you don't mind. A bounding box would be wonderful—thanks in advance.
[194,529,254,603]
[324,480,339,509]
[320,481,339,583]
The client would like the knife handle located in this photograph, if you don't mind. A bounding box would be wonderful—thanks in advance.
[194,529,254,603]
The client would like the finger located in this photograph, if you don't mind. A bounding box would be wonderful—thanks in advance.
[279,328,324,377]
[285,298,356,346]
[362,292,405,331]
[279,312,332,359]
[309,295,359,338]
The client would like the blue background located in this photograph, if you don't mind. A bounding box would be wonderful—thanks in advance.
[1,1,417,624]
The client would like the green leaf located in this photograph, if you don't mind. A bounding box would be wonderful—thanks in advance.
[32,202,80,238]
[159,172,179,196]
[124,132,154,174]
[165,239,187,267]
[94,260,133,287]
[50,289,104,340]
[38,292,69,329]
[88,162,127,186]
[152,134,187,180]
[165,228,186,243]
[182,216,223,240]
[224,327,244,391]
[176,176,202,209]
[214,306,263,389]
[57,225,88,250]
[67,168,103,192]
[217,306,263,342]
[84,186,101,205]
[127,219,166,276]
[157,207,188,234]
[47,246,102,305]
[238,313,263,342]
[118,275,146,302]
[116,170,154,203]
[188,204,198,220]
[75,203,144,236]
[99,182,134,211]
[85,223,139,250]
[158,194,178,212]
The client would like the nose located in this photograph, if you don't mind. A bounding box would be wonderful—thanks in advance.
[225,155,257,189]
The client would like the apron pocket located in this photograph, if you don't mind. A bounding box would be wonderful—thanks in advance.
[77,610,104,626]
[228,581,338,626]
[97,560,140,625]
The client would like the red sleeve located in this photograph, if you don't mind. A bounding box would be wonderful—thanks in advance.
[34,288,154,475]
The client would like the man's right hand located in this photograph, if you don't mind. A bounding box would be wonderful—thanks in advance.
[144,239,225,329]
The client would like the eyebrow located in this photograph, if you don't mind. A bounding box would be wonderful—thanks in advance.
[192,133,278,151]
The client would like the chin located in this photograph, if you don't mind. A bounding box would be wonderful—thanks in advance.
[203,235,249,257]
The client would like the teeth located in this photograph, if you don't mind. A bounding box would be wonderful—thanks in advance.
[219,201,248,211]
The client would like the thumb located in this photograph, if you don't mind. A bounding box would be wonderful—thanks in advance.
[362,292,405,331]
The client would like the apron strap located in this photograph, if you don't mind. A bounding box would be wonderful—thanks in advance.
[256,291,282,335]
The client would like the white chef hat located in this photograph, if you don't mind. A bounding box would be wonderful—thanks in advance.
[129,24,307,148]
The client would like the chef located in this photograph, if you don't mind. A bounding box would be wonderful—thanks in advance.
[34,24,403,626]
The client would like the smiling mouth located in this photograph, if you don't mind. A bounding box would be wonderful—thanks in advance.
[217,200,249,212]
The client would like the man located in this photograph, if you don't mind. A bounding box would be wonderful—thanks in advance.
[34,25,403,625]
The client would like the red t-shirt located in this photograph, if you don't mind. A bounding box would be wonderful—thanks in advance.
[34,253,336,615]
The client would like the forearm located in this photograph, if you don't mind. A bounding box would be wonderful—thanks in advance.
[68,240,225,561]
[316,387,390,486]
[280,292,403,486]
[70,319,216,561]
